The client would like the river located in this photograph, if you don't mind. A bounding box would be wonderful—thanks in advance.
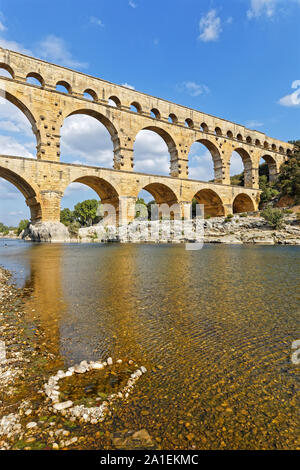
[0,239,299,449]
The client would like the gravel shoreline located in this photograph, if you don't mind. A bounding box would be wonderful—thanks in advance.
[0,267,154,450]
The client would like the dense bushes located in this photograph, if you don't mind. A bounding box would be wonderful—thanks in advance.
[261,207,285,229]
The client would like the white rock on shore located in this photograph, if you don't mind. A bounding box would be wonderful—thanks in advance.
[21,215,300,245]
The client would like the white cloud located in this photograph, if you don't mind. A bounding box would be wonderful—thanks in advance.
[278,80,300,107]
[230,152,245,176]
[89,16,104,27]
[0,135,34,157]
[177,81,210,97]
[0,37,32,55]
[198,10,222,42]
[0,14,86,69]
[121,83,135,90]
[246,120,264,128]
[247,0,300,19]
[189,146,214,181]
[134,130,170,175]
[129,1,137,8]
[247,0,276,18]
[38,35,88,69]
[61,115,113,166]
[0,12,7,32]
[0,97,35,136]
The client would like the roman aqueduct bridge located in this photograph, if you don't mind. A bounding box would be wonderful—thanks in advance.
[0,48,295,224]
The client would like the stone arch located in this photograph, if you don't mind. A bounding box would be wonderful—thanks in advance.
[168,113,178,124]
[232,193,255,214]
[185,118,194,128]
[193,188,225,217]
[200,122,209,132]
[108,95,121,108]
[130,101,142,113]
[260,154,279,182]
[0,88,40,152]
[139,182,178,205]
[190,138,224,183]
[64,175,120,224]
[134,125,178,176]
[56,80,72,94]
[231,147,254,188]
[227,130,233,138]
[0,63,14,78]
[150,108,160,119]
[83,88,98,102]
[137,182,179,220]
[0,166,41,222]
[64,108,121,167]
[26,72,44,87]
[215,127,222,135]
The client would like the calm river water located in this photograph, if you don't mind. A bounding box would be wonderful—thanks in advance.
[0,239,299,449]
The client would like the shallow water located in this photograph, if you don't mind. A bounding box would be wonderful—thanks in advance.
[0,239,299,449]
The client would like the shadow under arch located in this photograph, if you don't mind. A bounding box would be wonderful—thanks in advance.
[0,88,40,151]
[140,182,178,205]
[233,193,255,213]
[0,166,42,221]
[65,108,121,168]
[193,188,225,217]
[231,147,253,188]
[134,125,178,176]
[64,175,120,224]
[0,63,15,78]
[137,182,179,220]
[191,138,224,183]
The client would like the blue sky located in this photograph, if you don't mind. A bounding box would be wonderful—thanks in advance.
[0,0,299,225]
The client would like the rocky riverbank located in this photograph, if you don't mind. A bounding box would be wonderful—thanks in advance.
[0,267,155,450]
[23,214,300,245]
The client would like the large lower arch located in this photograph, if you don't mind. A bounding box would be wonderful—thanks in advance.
[193,188,225,217]
[141,182,178,205]
[72,175,120,204]
[190,139,224,183]
[0,166,42,222]
[134,126,178,176]
[233,194,255,214]
[65,109,121,168]
[63,175,120,225]
[137,182,179,220]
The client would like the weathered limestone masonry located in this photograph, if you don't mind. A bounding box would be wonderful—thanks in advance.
[0,47,295,227]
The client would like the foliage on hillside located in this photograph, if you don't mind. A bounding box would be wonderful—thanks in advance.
[231,141,300,208]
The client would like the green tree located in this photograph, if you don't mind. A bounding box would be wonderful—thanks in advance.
[0,222,8,233]
[60,208,75,226]
[230,171,244,187]
[73,199,101,227]
[135,198,148,219]
[259,174,279,205]
[261,207,285,230]
[275,146,300,202]
[17,219,29,236]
